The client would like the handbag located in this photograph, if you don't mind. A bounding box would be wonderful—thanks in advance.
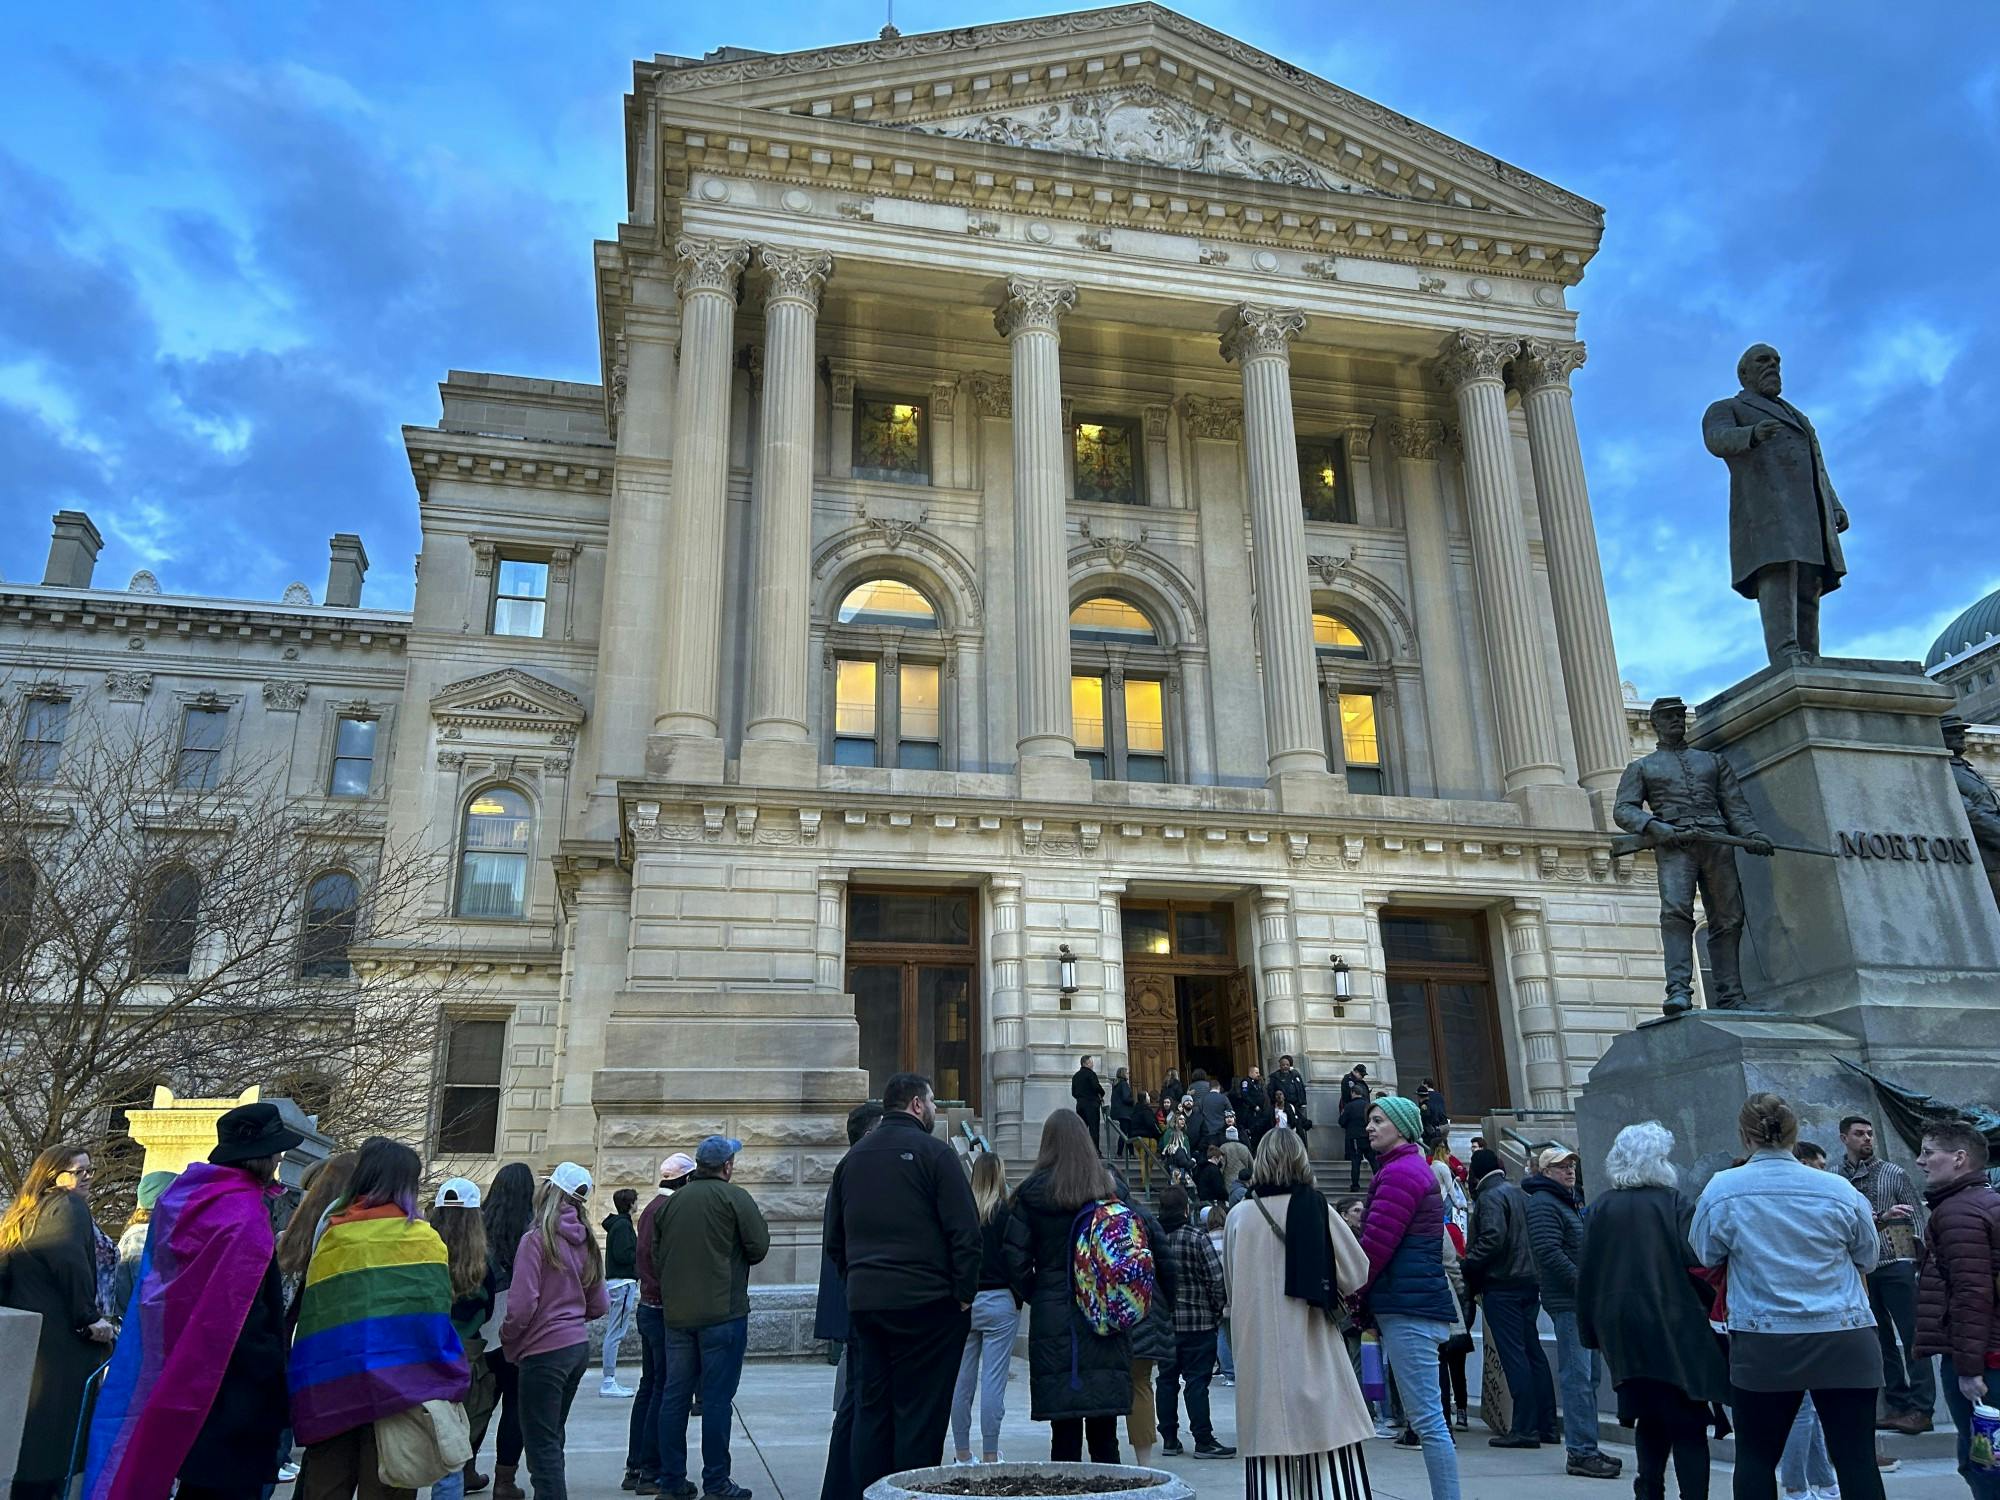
[375,1399,472,1488]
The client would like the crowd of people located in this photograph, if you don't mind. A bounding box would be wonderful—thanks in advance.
[5,1073,1996,1500]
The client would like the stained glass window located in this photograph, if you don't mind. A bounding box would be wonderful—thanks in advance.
[854,396,928,483]
[1069,596,1159,645]
[1313,613,1368,658]
[1073,416,1143,506]
[1297,439,1353,524]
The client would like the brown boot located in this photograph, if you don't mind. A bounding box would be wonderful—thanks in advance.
[464,1460,491,1494]
[492,1463,526,1500]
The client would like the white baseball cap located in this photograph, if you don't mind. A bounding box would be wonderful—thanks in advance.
[433,1177,482,1209]
[549,1161,593,1199]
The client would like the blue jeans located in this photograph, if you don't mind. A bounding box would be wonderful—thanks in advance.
[628,1303,668,1478]
[433,1465,466,1500]
[1944,1376,2000,1498]
[660,1316,749,1492]
[950,1289,1020,1459]
[1375,1314,1462,1500]
[1550,1309,1602,1457]
[1216,1320,1234,1378]
[1780,1393,1833,1494]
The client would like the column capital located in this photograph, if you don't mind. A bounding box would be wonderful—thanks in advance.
[1387,416,1445,461]
[673,235,752,299]
[1514,337,1588,394]
[968,373,1011,417]
[1220,303,1307,364]
[1433,329,1522,390]
[757,245,833,309]
[1180,393,1243,440]
[994,276,1078,338]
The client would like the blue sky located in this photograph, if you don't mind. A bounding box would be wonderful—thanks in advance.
[5,1,1997,699]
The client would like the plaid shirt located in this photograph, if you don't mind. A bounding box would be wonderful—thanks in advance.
[1160,1221,1225,1332]
[1837,1152,1927,1262]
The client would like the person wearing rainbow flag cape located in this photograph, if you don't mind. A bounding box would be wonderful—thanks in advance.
[84,1101,302,1500]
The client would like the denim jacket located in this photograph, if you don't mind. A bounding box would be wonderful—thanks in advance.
[1690,1148,1879,1334]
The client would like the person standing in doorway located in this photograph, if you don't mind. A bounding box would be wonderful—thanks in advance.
[827,1074,981,1493]
[500,1164,609,1500]
[601,1188,640,1398]
[1073,1055,1107,1155]
[1912,1119,2000,1499]
[1523,1146,1621,1480]
[1838,1115,1935,1434]
[628,1152,698,1497]
[948,1153,1024,1466]
[655,1137,770,1500]
[816,1108,881,1500]
[1462,1147,1556,1450]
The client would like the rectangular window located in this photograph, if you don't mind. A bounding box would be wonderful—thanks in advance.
[175,707,229,790]
[437,1018,505,1155]
[1340,691,1383,794]
[1072,674,1107,779]
[1073,416,1144,505]
[1297,439,1355,524]
[14,697,69,783]
[898,662,942,770]
[492,558,549,637]
[1123,678,1167,783]
[852,395,929,484]
[834,659,879,766]
[329,717,377,797]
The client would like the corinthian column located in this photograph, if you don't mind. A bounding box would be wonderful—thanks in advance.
[1514,339,1628,819]
[1436,330,1580,824]
[996,277,1090,799]
[741,246,833,786]
[1222,304,1336,804]
[653,236,751,777]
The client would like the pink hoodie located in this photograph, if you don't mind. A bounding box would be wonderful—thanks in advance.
[499,1199,610,1360]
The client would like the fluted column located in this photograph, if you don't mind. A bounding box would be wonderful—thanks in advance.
[1392,417,1482,799]
[1222,305,1335,799]
[997,277,1089,797]
[1435,330,1574,820]
[654,236,751,768]
[989,875,1028,1155]
[1514,339,1629,817]
[1502,898,1567,1109]
[741,246,833,785]
[1255,886,1304,1064]
[1098,880,1129,1069]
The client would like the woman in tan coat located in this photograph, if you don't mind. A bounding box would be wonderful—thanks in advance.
[1224,1128,1375,1499]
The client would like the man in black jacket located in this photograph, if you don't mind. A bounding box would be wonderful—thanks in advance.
[827,1073,981,1494]
[816,1101,884,1500]
[1072,1054,1106,1154]
[1230,1068,1269,1147]
[1523,1148,1618,1479]
[1188,1071,1230,1155]
[1418,1079,1449,1133]
[1462,1148,1556,1450]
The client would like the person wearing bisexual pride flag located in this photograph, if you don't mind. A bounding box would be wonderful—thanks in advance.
[84,1100,302,1500]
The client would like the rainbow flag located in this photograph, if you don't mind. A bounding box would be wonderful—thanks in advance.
[287,1201,468,1444]
[83,1163,276,1500]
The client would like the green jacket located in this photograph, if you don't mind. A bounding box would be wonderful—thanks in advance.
[650,1172,771,1329]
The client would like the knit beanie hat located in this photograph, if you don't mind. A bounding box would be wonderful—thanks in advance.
[1377,1094,1423,1143]
[136,1170,177,1211]
[1468,1148,1503,1183]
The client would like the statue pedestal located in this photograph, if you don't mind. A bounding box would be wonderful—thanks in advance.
[1579,658,2000,1177]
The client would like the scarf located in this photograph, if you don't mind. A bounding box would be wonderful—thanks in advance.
[1252,1182,1340,1318]
[287,1200,467,1444]
[84,1164,277,1500]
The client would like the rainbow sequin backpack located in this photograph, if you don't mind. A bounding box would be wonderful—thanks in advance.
[1069,1198,1155,1336]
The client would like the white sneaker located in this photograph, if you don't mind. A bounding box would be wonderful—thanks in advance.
[277,1463,300,1484]
[601,1380,636,1397]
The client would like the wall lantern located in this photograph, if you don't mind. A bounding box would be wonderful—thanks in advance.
[1330,953,1353,1016]
[1058,944,1079,995]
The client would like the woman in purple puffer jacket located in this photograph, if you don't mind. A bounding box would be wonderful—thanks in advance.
[1355,1096,1462,1500]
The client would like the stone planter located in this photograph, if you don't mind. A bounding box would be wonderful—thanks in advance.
[864,1462,1192,1500]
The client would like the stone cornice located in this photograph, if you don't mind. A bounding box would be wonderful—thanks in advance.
[402,426,615,504]
[0,590,410,650]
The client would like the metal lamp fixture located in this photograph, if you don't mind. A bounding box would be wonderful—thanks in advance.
[1058,944,1079,995]
[1330,953,1353,1016]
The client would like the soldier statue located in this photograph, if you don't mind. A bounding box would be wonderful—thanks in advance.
[1614,697,1775,1016]
[1944,714,2000,913]
[1703,344,1850,667]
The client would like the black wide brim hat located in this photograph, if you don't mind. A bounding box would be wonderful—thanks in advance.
[209,1101,305,1165]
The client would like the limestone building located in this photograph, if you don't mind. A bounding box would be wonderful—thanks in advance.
[7,7,1689,1283]
[1929,586,2000,725]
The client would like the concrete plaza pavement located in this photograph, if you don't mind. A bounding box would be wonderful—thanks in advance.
[476,1355,1961,1500]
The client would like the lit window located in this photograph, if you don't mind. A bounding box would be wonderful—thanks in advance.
[493,558,549,638]
[175,708,229,790]
[834,659,880,766]
[899,662,942,770]
[1073,416,1144,505]
[827,579,947,770]
[1340,691,1384,795]
[138,865,200,977]
[329,717,377,797]
[1313,613,1368,658]
[837,579,938,629]
[299,871,359,979]
[13,697,68,783]
[1124,678,1167,783]
[853,396,929,483]
[1073,675,1108,779]
[1069,596,1159,645]
[1070,673,1169,783]
[1297,439,1354,524]
[458,788,532,918]
[437,1018,505,1156]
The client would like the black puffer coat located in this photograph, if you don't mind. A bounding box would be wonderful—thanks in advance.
[1006,1170,1133,1421]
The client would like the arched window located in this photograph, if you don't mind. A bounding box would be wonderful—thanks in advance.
[1069,595,1171,782]
[137,864,200,977]
[299,870,360,979]
[1313,611,1387,795]
[826,578,946,769]
[458,788,532,919]
[0,857,34,970]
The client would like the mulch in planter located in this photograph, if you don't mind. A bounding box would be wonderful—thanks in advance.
[912,1478,1162,1497]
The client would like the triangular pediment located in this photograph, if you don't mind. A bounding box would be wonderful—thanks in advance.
[430,669,586,728]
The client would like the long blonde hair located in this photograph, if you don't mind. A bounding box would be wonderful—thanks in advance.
[277,1150,358,1276]
[0,1143,86,1255]
[428,1202,490,1299]
[534,1180,603,1290]
[970,1152,1009,1225]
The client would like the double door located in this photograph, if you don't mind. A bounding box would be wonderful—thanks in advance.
[1123,966,1257,1095]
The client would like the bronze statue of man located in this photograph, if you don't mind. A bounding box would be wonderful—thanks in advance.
[1703,344,1850,666]
[1614,697,1775,1015]
[1943,714,2000,912]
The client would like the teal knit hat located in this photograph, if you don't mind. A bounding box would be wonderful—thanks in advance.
[136,1170,177,1211]
[1377,1094,1423,1143]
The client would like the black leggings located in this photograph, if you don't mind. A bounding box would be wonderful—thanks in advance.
[1050,1416,1120,1464]
[1632,1404,1710,1500]
[486,1347,524,1467]
[1437,1344,1468,1414]
[1729,1386,1884,1500]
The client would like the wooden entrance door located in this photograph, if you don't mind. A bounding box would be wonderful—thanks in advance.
[1380,908,1508,1117]
[1225,967,1259,1079]
[1124,970,1180,1094]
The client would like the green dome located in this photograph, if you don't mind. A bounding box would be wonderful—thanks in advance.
[1928,588,2000,670]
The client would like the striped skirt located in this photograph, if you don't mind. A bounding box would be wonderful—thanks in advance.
[1245,1444,1372,1500]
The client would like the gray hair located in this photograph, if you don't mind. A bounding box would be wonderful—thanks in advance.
[1604,1121,1680,1190]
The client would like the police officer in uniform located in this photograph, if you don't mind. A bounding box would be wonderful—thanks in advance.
[1613,697,1774,1015]
[1944,714,2000,912]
